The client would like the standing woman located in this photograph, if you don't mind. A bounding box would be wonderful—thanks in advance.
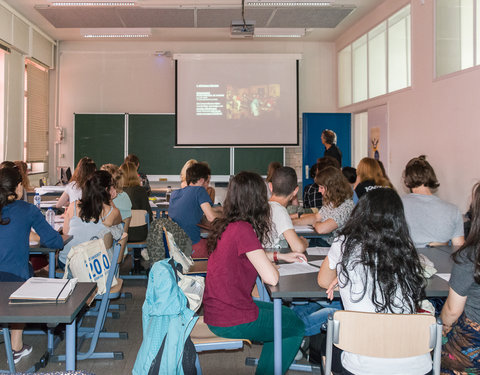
[441,182,480,374]
[203,171,306,375]
[58,170,122,270]
[318,188,431,375]
[56,157,96,208]
[0,167,63,363]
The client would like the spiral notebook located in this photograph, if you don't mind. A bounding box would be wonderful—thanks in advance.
[9,277,78,304]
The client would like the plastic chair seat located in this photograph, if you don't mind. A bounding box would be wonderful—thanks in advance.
[192,316,250,351]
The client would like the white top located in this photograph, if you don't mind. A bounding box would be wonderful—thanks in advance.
[327,237,432,375]
[264,201,294,248]
[65,181,82,203]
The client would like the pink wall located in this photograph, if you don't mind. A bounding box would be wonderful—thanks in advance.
[335,0,480,211]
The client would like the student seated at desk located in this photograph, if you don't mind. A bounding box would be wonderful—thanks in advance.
[169,162,220,258]
[0,166,63,363]
[441,182,480,374]
[303,156,340,211]
[203,171,306,375]
[58,170,122,270]
[101,163,132,223]
[124,153,151,196]
[180,158,215,202]
[294,166,354,246]
[56,157,96,208]
[353,157,393,201]
[263,166,308,252]
[318,188,431,375]
[401,155,464,248]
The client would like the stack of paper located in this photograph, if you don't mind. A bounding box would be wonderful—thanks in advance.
[294,225,315,233]
[9,277,78,304]
[307,247,330,256]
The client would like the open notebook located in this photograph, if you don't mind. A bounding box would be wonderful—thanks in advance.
[9,277,78,304]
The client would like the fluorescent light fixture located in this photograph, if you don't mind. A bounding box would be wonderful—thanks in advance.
[254,28,305,37]
[51,2,135,6]
[247,0,332,6]
[80,28,151,38]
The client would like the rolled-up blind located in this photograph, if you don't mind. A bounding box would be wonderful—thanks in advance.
[26,59,49,162]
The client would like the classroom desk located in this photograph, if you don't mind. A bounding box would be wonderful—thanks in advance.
[30,235,73,278]
[266,247,453,375]
[0,282,96,373]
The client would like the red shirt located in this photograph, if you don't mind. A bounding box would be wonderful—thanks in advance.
[203,221,263,327]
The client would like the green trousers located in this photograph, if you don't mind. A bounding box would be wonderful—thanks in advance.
[208,300,305,374]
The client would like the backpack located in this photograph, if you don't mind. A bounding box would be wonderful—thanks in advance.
[146,218,193,265]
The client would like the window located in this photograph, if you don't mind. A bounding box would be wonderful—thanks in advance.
[369,22,387,98]
[25,59,49,172]
[338,45,352,107]
[337,4,411,107]
[388,6,411,92]
[352,35,368,103]
[0,50,5,159]
[436,0,477,77]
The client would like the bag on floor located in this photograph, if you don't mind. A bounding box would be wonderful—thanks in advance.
[63,238,117,296]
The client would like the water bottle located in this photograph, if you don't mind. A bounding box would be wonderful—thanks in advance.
[46,208,55,228]
[166,186,172,202]
[34,193,41,210]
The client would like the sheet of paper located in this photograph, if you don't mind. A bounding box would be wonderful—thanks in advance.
[294,225,314,233]
[29,240,39,246]
[278,262,319,276]
[309,260,324,267]
[307,247,330,256]
[436,273,451,282]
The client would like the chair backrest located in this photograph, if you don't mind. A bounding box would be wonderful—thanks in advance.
[117,232,128,264]
[324,310,442,375]
[130,209,148,228]
[332,311,438,358]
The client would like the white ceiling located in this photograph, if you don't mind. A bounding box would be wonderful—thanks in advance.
[3,0,384,42]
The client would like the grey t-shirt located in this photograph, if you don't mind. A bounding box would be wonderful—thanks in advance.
[401,193,464,248]
[318,199,354,245]
[449,247,480,324]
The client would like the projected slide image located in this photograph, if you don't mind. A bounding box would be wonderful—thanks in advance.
[226,84,280,120]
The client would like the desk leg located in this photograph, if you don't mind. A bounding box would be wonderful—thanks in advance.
[273,298,282,375]
[48,252,56,278]
[3,327,15,373]
[65,319,76,371]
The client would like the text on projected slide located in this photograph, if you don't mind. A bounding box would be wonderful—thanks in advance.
[195,83,281,119]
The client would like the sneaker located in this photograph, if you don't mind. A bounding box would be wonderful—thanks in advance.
[12,344,32,364]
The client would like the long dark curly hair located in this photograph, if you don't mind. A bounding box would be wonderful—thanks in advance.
[79,170,113,223]
[338,188,426,313]
[453,182,480,283]
[207,171,271,254]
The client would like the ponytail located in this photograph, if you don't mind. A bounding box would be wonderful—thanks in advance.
[0,167,23,225]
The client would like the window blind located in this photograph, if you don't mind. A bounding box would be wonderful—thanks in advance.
[26,60,48,162]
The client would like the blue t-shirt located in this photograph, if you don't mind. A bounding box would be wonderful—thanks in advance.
[0,200,63,280]
[169,186,212,244]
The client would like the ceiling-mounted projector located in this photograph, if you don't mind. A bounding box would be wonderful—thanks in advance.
[231,21,255,38]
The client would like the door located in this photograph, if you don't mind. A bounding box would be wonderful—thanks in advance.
[302,113,351,191]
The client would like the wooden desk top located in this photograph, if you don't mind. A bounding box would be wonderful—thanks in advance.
[0,282,96,324]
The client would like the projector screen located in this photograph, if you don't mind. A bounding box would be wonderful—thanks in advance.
[175,54,299,146]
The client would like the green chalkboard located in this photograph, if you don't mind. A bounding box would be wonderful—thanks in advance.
[234,148,284,175]
[74,113,286,175]
[74,114,125,167]
[128,114,230,175]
